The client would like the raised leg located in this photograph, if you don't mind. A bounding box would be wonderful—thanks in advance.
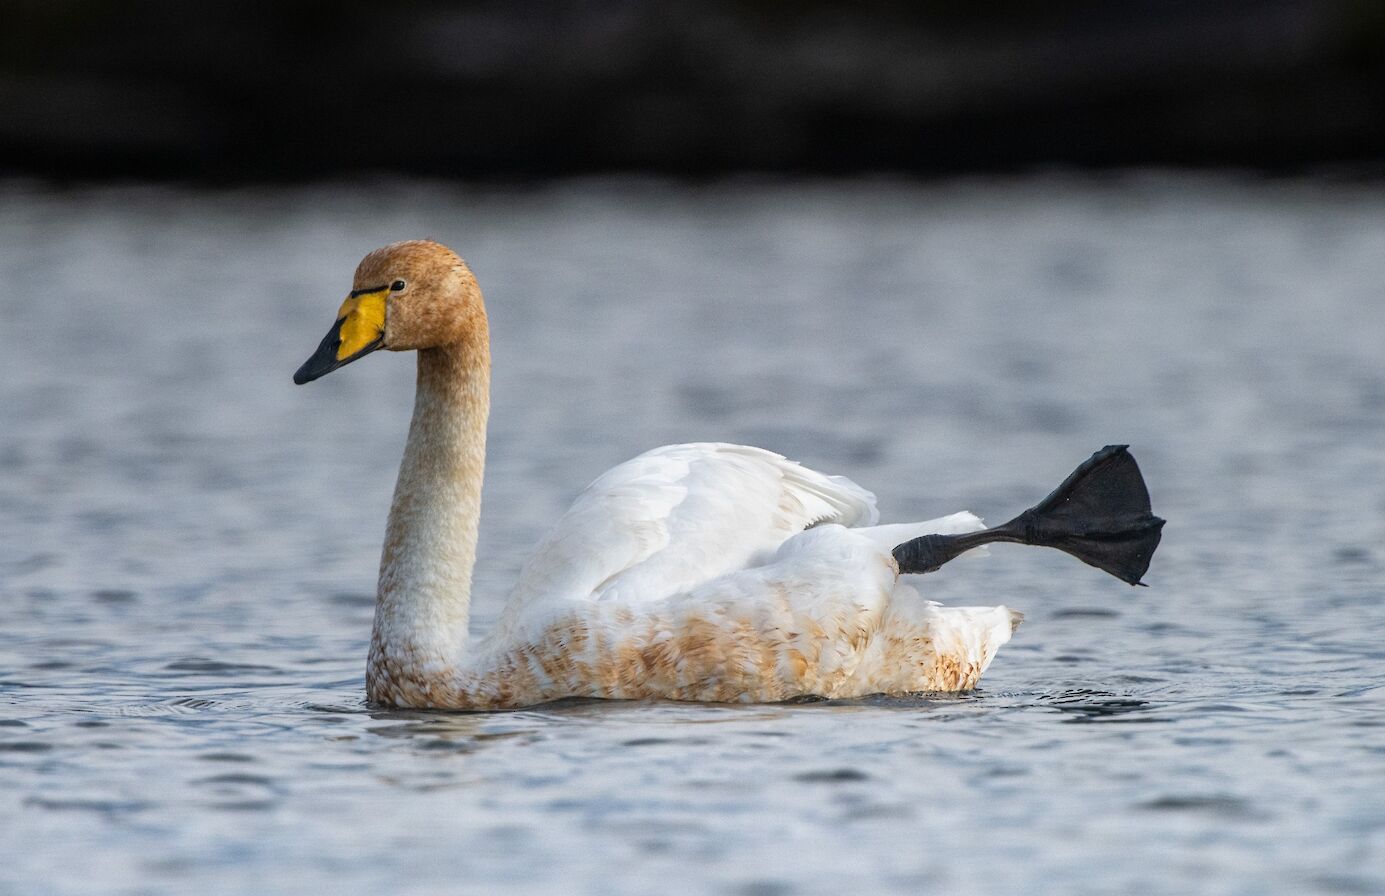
[892,445,1165,586]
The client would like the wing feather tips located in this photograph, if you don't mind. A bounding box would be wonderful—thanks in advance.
[782,467,877,529]
[638,442,879,529]
[820,474,880,527]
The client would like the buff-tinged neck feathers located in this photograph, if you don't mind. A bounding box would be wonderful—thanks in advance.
[363,241,491,705]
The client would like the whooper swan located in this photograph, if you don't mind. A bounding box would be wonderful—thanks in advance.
[294,240,1164,710]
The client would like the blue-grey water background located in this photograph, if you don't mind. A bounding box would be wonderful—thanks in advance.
[1,175,1383,895]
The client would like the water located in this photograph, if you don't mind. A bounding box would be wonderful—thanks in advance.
[2,175,1383,895]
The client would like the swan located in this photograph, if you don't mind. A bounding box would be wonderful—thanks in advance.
[294,240,1164,710]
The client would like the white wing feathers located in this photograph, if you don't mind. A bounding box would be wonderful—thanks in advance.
[507,443,879,608]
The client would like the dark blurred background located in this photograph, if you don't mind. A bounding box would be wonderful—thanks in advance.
[3,0,1383,180]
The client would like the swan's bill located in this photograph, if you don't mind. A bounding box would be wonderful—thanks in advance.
[293,289,387,384]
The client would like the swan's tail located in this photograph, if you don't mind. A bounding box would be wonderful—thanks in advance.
[892,445,1165,586]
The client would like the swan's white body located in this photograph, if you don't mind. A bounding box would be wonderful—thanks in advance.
[304,240,1020,710]
[487,444,1022,703]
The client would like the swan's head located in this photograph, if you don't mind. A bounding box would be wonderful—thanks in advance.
[293,240,485,384]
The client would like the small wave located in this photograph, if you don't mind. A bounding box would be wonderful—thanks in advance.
[794,768,870,783]
[161,658,280,674]
[24,797,151,814]
[1139,794,1264,820]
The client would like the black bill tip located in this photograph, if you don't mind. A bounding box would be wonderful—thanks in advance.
[293,317,381,384]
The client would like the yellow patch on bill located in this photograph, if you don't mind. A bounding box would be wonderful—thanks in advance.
[335,291,386,360]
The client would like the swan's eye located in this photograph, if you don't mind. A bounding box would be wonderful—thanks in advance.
[390,279,407,292]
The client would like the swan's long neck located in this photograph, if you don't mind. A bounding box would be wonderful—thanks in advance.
[367,325,490,705]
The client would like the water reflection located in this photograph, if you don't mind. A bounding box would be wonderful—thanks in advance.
[1041,691,1159,723]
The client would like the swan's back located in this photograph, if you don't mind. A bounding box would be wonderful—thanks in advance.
[505,443,878,611]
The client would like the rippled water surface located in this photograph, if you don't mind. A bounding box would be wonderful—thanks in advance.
[2,176,1384,895]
